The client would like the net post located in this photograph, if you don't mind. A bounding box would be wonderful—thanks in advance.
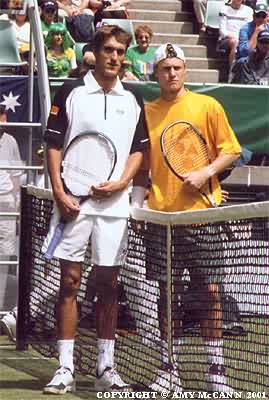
[16,186,31,350]
[166,223,173,375]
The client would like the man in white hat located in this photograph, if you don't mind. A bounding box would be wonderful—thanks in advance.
[131,43,241,392]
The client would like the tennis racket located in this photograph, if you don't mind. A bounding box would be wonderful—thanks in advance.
[44,131,117,260]
[160,120,217,208]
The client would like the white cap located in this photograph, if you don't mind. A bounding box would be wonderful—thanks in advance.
[154,43,186,66]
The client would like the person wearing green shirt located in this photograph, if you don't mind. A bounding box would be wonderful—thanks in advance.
[125,24,156,81]
[40,0,58,38]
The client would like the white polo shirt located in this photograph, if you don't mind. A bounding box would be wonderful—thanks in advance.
[45,71,148,218]
[219,3,253,40]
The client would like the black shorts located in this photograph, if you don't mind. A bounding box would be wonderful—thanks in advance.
[145,223,226,285]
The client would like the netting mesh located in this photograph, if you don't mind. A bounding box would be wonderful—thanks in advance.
[18,186,269,391]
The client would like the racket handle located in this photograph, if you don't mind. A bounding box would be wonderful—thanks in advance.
[44,220,65,260]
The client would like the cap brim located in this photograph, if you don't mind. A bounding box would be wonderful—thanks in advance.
[255,11,267,15]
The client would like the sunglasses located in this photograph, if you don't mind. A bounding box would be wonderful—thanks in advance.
[137,35,151,40]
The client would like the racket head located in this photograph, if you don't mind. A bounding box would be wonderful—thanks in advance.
[160,120,211,179]
[62,131,117,197]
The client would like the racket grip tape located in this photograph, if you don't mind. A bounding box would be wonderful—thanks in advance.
[44,220,65,260]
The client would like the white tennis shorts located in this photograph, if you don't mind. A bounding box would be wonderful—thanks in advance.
[42,210,128,266]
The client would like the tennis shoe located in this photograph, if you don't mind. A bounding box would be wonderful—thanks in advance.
[43,366,76,394]
[149,367,182,393]
[205,373,234,393]
[0,310,16,342]
[94,367,131,392]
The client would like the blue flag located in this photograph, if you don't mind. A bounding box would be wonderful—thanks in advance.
[0,76,40,122]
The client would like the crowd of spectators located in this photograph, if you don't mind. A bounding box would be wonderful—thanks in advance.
[192,0,269,83]
[0,0,132,77]
[1,0,269,82]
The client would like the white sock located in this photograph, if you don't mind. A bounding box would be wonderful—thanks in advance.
[204,339,224,367]
[57,339,74,373]
[97,339,114,376]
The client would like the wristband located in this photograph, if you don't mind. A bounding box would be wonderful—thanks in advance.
[131,186,146,208]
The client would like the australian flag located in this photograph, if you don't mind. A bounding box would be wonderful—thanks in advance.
[0,76,42,161]
[0,75,40,122]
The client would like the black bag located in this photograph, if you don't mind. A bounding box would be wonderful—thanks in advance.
[66,14,95,43]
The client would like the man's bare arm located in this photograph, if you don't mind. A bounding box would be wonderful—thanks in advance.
[183,152,240,192]
[131,150,150,207]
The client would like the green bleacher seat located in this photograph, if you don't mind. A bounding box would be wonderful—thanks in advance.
[101,19,136,45]
[204,0,225,30]
[0,19,27,67]
[75,42,87,64]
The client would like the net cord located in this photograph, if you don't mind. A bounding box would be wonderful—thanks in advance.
[131,202,269,225]
[25,185,269,225]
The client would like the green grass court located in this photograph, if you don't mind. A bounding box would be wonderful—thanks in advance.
[1,317,268,400]
[0,336,96,400]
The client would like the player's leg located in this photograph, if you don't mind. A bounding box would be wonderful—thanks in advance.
[193,0,207,32]
[43,212,93,395]
[43,260,81,395]
[92,216,130,391]
[201,281,233,393]
[191,225,233,393]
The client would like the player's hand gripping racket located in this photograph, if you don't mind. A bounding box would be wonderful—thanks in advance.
[44,131,117,260]
[160,120,217,207]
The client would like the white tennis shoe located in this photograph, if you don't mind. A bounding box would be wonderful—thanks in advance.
[149,367,182,393]
[95,367,131,392]
[205,373,234,393]
[43,366,76,394]
[0,311,16,342]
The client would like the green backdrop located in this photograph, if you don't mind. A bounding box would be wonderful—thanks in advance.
[50,80,269,154]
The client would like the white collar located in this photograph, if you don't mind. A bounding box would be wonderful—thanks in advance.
[83,70,126,96]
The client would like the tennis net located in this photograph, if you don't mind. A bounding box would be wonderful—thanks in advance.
[17,185,269,391]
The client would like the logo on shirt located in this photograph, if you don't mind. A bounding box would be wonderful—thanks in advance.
[50,105,60,116]
[116,108,125,115]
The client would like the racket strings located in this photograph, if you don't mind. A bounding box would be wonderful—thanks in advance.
[164,126,210,175]
[62,133,116,197]
[63,161,100,179]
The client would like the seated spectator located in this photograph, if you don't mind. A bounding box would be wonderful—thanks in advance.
[193,0,207,33]
[45,22,77,77]
[100,0,129,17]
[93,0,129,27]
[10,13,31,62]
[218,0,253,67]
[231,29,269,83]
[40,0,58,38]
[82,41,96,67]
[237,2,269,59]
[56,0,93,19]
[125,25,156,81]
